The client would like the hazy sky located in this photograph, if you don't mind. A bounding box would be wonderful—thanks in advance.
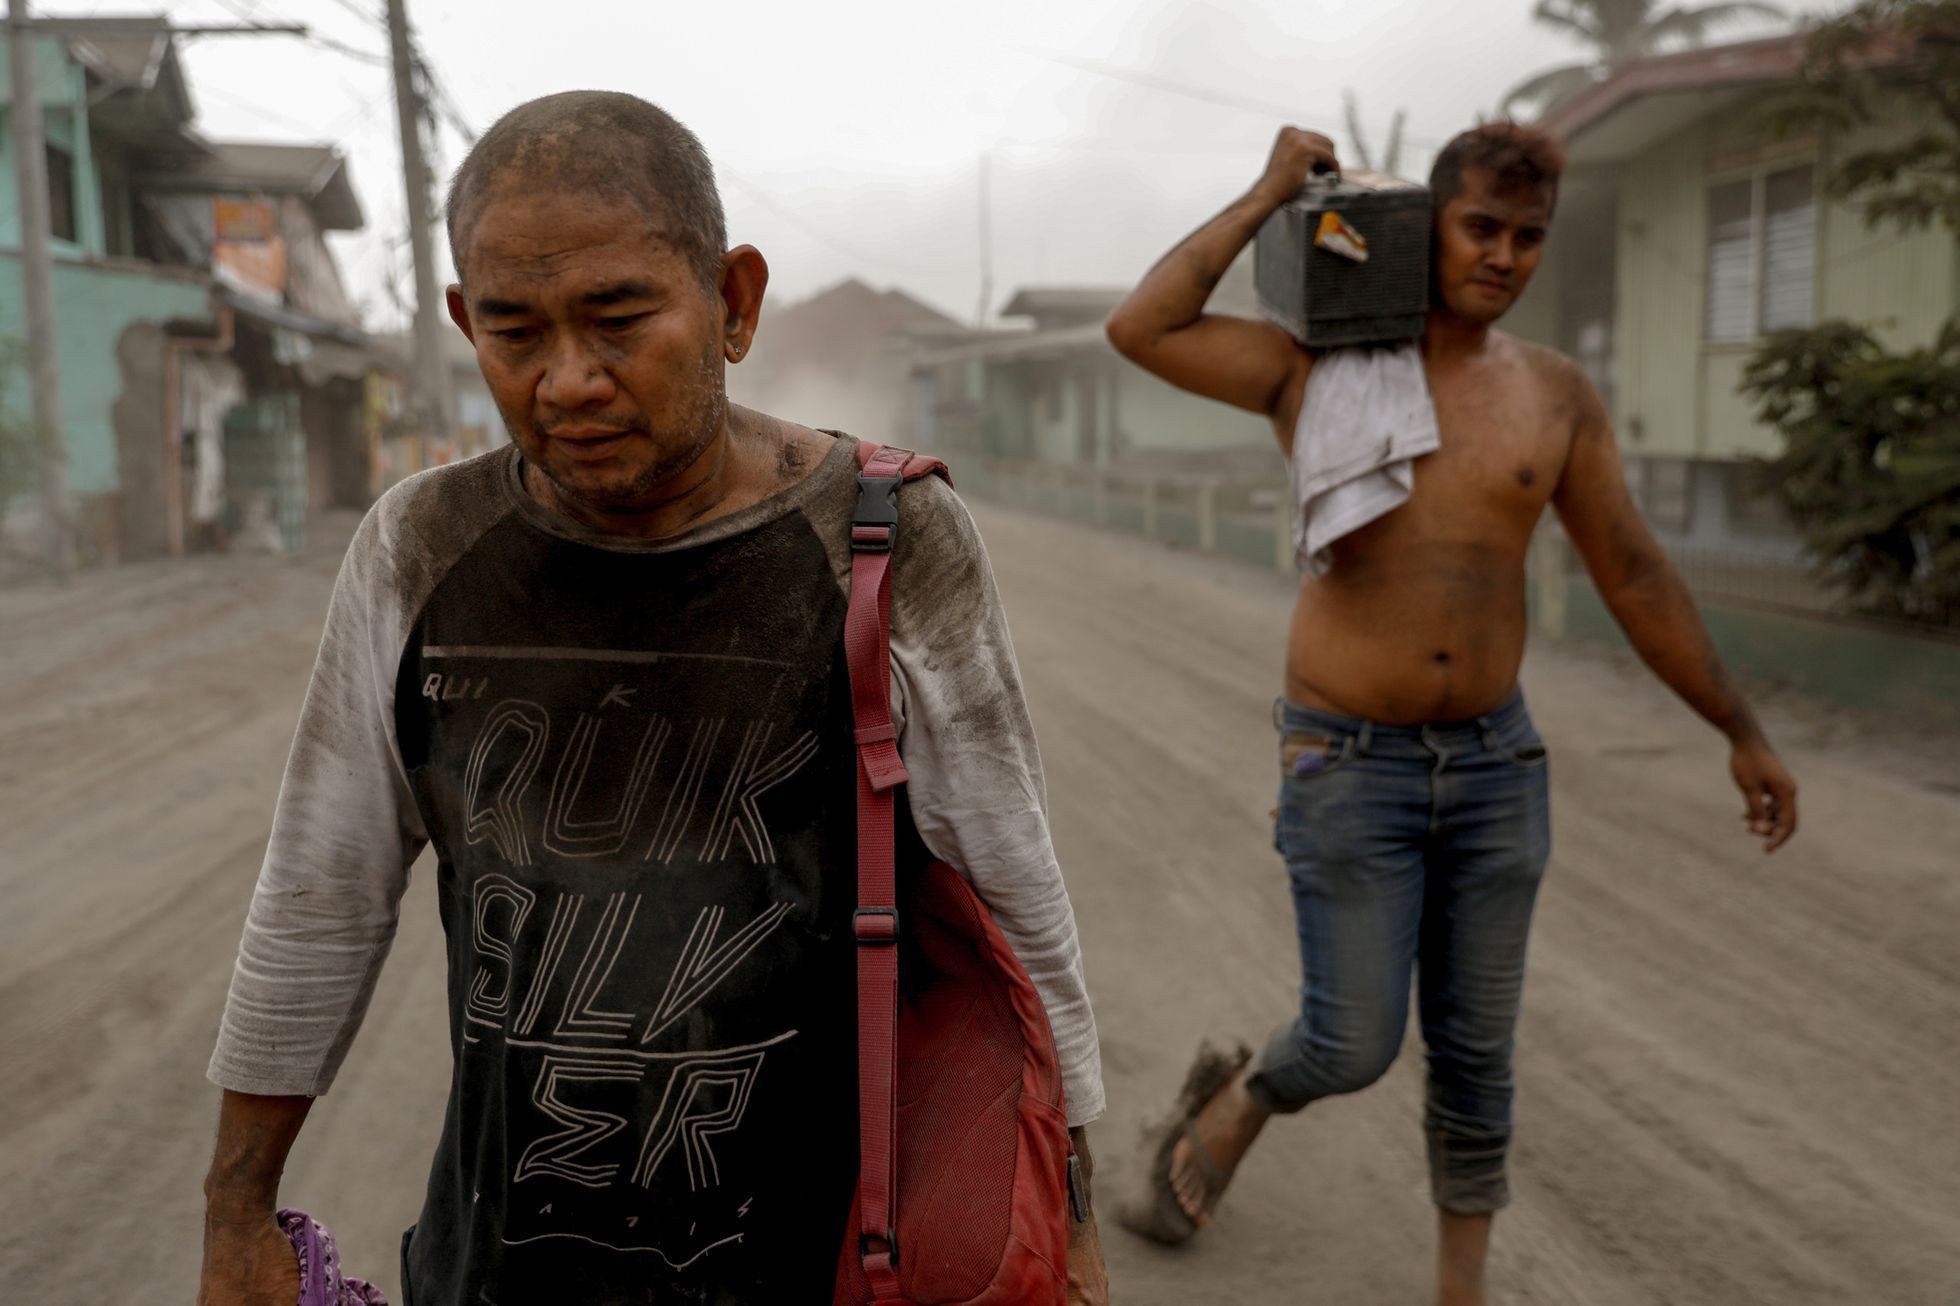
[38,0,1804,327]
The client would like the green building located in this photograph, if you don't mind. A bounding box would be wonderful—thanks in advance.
[1510,32,1958,563]
[2,16,370,563]
[909,273,1274,474]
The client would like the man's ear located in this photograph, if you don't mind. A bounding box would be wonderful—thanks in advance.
[718,245,769,363]
[445,285,474,343]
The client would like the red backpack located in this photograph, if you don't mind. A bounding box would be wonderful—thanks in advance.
[832,443,1074,1306]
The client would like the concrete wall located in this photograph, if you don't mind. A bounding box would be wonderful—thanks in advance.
[1814,112,1959,353]
[981,365,1034,458]
[0,33,101,258]
[0,252,213,498]
[1024,364,1072,463]
[1577,97,1957,463]
[1645,460,1804,562]
[1613,118,1711,457]
[1113,364,1270,454]
[1561,579,1960,718]
[108,321,173,557]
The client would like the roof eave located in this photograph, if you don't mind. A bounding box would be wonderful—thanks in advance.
[1540,33,1809,144]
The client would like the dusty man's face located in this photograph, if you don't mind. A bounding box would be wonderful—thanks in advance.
[448,188,731,513]
[1432,166,1552,325]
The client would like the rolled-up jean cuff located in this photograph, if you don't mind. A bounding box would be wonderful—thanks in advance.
[1435,1187,1511,1215]
[1242,1021,1317,1115]
[1426,1128,1512,1214]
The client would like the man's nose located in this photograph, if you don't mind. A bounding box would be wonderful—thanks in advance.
[537,338,616,410]
[1486,236,1517,272]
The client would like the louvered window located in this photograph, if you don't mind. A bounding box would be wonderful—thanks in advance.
[1760,166,1816,331]
[1704,164,1815,342]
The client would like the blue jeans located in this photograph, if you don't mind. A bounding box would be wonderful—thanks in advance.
[1245,691,1552,1214]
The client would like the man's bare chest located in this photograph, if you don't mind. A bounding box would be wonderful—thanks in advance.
[1407,381,1571,524]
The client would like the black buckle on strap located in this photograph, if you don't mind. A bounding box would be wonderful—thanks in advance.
[853,906,899,945]
[852,474,902,552]
[860,1227,900,1264]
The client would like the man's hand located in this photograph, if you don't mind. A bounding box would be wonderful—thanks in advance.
[1731,738,1798,852]
[1066,1207,1110,1306]
[196,1208,300,1306]
[1104,125,1324,421]
[198,1091,313,1305]
[1066,1127,1109,1305]
[1254,126,1340,206]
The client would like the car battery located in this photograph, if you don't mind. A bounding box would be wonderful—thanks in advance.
[1254,171,1433,348]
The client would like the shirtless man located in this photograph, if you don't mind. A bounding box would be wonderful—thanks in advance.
[1105,123,1798,1306]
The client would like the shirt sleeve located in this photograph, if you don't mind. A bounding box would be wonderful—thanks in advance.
[206,503,429,1097]
[887,476,1105,1128]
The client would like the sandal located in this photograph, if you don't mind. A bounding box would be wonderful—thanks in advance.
[1116,1040,1253,1245]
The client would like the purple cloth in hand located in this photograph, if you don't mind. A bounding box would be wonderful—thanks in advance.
[277,1209,388,1306]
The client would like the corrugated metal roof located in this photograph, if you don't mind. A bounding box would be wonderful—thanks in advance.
[909,323,1111,368]
[998,286,1128,322]
[141,142,364,231]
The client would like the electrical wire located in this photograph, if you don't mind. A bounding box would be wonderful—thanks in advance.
[193,78,326,136]
[722,172,940,278]
[206,0,389,64]
[320,0,384,29]
[1004,43,1450,153]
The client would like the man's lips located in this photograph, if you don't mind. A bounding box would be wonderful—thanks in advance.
[544,428,636,461]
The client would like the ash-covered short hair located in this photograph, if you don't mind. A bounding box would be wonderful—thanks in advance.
[1428,121,1568,210]
[445,91,727,291]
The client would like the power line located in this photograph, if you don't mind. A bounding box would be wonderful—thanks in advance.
[411,38,474,141]
[1004,43,1450,154]
[194,78,324,136]
[320,0,384,28]
[721,172,938,277]
[206,0,387,63]
[304,29,388,64]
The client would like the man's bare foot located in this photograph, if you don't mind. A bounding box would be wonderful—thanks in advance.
[1435,1208,1492,1306]
[1167,1068,1272,1225]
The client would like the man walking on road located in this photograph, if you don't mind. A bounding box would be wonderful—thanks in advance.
[197,92,1107,1306]
[1105,122,1798,1306]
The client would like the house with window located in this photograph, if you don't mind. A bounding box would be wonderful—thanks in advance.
[909,261,1272,471]
[2,16,373,562]
[1506,32,1956,559]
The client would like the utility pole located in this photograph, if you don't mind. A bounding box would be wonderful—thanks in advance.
[8,0,73,579]
[974,150,993,328]
[385,0,454,446]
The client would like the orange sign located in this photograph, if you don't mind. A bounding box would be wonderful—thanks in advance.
[213,196,287,298]
[213,197,276,242]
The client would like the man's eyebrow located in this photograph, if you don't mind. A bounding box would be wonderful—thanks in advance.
[582,280,661,308]
[474,295,531,318]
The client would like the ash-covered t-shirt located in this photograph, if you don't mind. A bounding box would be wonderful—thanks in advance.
[207,435,1102,1305]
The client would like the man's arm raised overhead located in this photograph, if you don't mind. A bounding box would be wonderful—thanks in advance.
[1105,127,1334,436]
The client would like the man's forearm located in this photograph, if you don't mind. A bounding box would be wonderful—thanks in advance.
[1603,568,1763,744]
[204,1090,313,1220]
[1107,184,1287,346]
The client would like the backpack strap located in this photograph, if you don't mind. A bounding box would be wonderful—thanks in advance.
[844,442,946,1301]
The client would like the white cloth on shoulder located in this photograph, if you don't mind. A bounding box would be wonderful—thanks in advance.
[1288,342,1440,576]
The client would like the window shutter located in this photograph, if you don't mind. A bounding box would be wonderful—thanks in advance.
[1704,180,1755,342]
[1760,165,1816,333]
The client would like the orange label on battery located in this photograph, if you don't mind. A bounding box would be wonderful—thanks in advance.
[1314,210,1369,263]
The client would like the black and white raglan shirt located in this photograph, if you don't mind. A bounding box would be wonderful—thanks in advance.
[206,434,1103,1306]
